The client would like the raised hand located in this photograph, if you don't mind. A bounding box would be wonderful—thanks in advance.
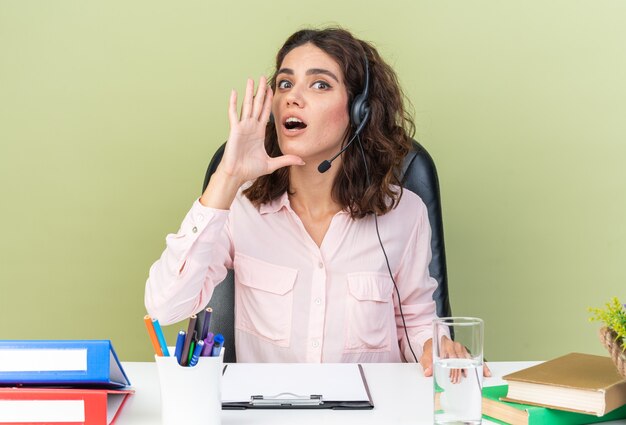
[220,77,304,185]
[200,77,304,209]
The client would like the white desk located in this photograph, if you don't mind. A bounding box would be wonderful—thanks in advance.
[117,361,626,425]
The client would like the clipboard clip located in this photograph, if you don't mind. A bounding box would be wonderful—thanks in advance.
[251,393,323,406]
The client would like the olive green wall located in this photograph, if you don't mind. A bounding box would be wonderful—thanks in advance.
[1,0,624,361]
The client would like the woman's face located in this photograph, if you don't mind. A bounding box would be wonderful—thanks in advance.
[272,43,350,164]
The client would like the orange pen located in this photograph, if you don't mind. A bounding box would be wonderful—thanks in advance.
[144,315,164,356]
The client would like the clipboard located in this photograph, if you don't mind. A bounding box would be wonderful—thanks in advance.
[221,363,374,409]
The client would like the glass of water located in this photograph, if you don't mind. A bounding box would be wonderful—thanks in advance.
[433,317,484,425]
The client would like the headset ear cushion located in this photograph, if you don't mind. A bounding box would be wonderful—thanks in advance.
[351,94,368,127]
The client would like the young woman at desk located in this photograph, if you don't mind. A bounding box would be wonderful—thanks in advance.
[145,27,489,377]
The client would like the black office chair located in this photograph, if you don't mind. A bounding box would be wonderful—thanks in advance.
[197,139,451,363]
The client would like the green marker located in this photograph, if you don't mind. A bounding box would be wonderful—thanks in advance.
[187,339,195,366]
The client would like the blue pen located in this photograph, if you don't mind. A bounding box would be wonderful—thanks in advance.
[201,332,214,357]
[211,333,224,357]
[174,330,186,365]
[152,319,170,356]
[188,339,205,367]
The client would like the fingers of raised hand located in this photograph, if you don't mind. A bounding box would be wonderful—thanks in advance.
[240,78,255,119]
[228,78,273,143]
[228,89,238,126]
[259,86,273,124]
[266,154,304,174]
[237,77,271,121]
[251,76,270,119]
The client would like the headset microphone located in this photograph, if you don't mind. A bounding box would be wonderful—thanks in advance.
[317,109,371,173]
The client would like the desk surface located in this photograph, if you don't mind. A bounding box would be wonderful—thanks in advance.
[118,361,626,425]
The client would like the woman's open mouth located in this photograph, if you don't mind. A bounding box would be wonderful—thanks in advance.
[284,117,308,131]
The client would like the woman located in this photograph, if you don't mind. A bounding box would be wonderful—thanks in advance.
[145,27,466,375]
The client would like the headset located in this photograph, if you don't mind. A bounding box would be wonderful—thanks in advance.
[350,55,372,135]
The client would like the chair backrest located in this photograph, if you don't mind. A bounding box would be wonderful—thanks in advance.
[199,139,451,363]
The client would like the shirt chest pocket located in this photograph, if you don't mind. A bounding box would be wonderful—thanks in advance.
[234,254,298,347]
[344,273,394,353]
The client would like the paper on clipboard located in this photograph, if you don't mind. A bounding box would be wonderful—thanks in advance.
[221,363,373,409]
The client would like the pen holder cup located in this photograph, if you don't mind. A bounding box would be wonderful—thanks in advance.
[155,348,225,425]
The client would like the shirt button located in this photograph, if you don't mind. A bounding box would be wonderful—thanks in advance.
[314,298,321,305]
[318,261,324,269]
[192,226,198,233]
[312,340,319,348]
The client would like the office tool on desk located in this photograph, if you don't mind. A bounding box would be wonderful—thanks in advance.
[199,307,212,340]
[211,333,224,357]
[187,335,196,365]
[502,352,626,416]
[188,340,205,366]
[180,314,197,366]
[151,318,170,357]
[0,387,134,425]
[0,340,130,387]
[201,332,214,356]
[174,330,186,364]
[143,315,164,357]
[483,385,626,425]
[155,348,225,425]
[221,363,373,409]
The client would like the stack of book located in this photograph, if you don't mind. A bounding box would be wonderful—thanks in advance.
[0,340,133,425]
[483,352,626,425]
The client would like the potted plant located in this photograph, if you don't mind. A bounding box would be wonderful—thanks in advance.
[589,297,626,378]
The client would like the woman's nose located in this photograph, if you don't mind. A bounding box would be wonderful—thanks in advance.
[285,87,304,107]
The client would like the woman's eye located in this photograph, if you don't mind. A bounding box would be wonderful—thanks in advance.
[312,81,330,90]
[277,80,292,89]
